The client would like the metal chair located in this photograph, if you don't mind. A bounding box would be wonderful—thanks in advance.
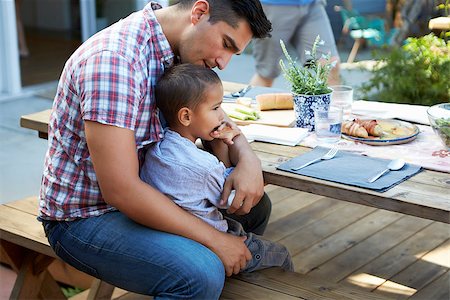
[334,6,398,63]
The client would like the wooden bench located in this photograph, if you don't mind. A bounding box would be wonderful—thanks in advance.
[1,197,389,299]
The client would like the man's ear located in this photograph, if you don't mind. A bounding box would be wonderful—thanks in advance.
[178,107,192,126]
[191,0,210,25]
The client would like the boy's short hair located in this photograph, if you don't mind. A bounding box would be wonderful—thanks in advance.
[177,0,272,39]
[155,64,222,126]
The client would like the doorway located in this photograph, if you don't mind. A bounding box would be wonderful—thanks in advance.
[1,0,150,96]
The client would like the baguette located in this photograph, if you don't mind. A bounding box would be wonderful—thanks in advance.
[255,93,293,111]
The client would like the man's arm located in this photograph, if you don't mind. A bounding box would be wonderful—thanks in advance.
[85,121,251,276]
[209,114,264,215]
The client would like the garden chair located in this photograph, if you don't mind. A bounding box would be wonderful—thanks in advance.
[334,6,398,63]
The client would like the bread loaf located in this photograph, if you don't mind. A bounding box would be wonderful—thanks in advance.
[255,93,293,111]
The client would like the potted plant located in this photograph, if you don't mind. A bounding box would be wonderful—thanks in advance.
[280,35,336,131]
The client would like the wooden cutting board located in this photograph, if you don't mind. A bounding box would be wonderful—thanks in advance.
[222,103,295,127]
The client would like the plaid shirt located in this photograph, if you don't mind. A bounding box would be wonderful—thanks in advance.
[39,2,174,221]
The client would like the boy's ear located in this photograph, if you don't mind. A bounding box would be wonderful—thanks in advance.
[178,107,192,126]
[191,0,209,25]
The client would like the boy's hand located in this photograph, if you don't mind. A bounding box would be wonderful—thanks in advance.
[211,121,241,145]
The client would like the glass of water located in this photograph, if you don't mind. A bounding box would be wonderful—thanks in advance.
[314,107,343,144]
[330,85,353,120]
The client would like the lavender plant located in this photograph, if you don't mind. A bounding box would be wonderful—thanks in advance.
[279,35,336,95]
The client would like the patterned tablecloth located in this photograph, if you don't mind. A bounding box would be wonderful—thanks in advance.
[300,125,450,173]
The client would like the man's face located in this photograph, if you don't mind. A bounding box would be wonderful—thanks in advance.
[178,17,252,70]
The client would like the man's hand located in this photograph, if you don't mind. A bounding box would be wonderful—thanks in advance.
[208,231,252,276]
[221,141,264,215]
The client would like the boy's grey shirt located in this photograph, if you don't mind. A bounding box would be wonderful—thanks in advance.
[140,128,229,232]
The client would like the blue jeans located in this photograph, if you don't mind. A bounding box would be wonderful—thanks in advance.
[43,193,271,299]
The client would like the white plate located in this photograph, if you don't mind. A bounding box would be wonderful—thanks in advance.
[342,119,420,146]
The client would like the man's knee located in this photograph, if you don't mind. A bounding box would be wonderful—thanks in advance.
[221,192,272,235]
[180,251,225,299]
[249,192,272,235]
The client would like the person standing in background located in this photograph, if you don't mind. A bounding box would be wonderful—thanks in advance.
[250,0,340,87]
[15,0,29,57]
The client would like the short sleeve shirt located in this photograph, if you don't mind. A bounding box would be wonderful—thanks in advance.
[39,2,175,221]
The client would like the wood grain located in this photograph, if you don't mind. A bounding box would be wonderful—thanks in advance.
[292,210,403,274]
[344,221,450,291]
[308,215,432,282]
[279,203,377,256]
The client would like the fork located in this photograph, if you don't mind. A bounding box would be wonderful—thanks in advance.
[230,85,252,97]
[291,147,339,171]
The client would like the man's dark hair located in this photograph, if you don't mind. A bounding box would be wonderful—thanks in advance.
[155,64,222,126]
[177,0,272,39]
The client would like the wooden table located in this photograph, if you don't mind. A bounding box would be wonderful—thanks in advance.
[20,82,450,224]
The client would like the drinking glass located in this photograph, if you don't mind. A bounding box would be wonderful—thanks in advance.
[314,107,343,144]
[330,85,353,120]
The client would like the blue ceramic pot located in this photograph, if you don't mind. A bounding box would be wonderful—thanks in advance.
[292,93,331,131]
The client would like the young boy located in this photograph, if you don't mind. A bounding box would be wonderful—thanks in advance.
[140,64,293,273]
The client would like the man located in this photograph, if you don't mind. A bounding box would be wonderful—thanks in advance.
[251,0,340,87]
[39,1,272,298]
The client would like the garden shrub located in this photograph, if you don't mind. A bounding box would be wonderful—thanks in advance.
[360,33,450,105]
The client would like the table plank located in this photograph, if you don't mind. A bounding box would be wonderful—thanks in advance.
[20,109,51,137]
[0,203,55,258]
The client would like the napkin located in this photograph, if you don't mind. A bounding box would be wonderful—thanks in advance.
[277,147,423,192]
[240,124,308,146]
[352,100,430,125]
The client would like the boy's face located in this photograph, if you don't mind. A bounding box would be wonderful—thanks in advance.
[189,83,225,141]
[179,17,252,71]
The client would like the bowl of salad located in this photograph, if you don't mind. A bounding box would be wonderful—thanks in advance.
[427,103,450,149]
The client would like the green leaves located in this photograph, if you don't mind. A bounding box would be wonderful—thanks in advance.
[360,34,450,105]
[436,0,450,16]
[279,36,333,95]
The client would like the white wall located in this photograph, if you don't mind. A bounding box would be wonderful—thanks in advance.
[0,0,21,96]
